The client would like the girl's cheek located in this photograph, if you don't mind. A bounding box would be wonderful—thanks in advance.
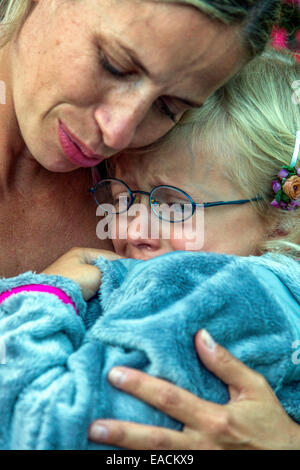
[169,220,205,252]
[111,218,127,256]
[168,237,190,251]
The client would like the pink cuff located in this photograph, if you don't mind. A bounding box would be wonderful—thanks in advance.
[0,284,79,315]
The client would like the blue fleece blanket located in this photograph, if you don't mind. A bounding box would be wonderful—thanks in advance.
[0,251,299,449]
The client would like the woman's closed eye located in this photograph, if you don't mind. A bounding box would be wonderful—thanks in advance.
[156,99,177,123]
[99,51,134,78]
[99,51,180,123]
[155,96,195,124]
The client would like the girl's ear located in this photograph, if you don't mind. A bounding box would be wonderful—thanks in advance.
[271,227,290,238]
[265,219,289,241]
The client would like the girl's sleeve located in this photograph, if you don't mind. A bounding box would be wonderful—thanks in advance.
[0,271,102,450]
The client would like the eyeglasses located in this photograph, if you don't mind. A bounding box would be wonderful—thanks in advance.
[89,177,261,223]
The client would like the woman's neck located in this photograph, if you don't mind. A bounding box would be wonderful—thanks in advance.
[0,44,113,277]
[0,41,38,193]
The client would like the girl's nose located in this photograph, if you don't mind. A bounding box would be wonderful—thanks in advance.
[126,194,162,245]
[127,194,150,239]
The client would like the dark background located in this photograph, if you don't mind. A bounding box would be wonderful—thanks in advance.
[272,0,300,57]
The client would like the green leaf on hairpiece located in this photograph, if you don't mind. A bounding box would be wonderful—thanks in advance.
[282,166,297,174]
[281,193,290,203]
[275,190,283,203]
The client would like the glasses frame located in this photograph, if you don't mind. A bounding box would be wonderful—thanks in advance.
[89,177,261,223]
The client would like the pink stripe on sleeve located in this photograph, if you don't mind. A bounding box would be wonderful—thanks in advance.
[0,284,79,315]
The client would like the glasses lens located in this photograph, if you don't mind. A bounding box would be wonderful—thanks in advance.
[150,187,193,222]
[93,179,131,214]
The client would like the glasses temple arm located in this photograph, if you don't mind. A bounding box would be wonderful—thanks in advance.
[196,198,262,208]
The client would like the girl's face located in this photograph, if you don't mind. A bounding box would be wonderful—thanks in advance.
[6,0,244,172]
[112,142,267,260]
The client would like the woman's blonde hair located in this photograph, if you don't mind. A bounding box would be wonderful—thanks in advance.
[158,0,281,57]
[168,48,300,258]
[0,0,31,46]
[0,0,281,55]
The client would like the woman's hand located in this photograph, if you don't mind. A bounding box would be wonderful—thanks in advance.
[41,247,123,300]
[88,330,300,449]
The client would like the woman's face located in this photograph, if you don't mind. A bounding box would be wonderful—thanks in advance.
[8,0,245,172]
[112,142,267,259]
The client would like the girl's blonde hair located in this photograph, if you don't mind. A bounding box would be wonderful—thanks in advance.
[0,0,281,55]
[170,48,300,258]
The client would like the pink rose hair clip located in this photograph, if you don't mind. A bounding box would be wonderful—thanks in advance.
[271,131,300,211]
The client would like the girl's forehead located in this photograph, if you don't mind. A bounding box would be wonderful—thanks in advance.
[114,139,236,201]
[115,141,210,188]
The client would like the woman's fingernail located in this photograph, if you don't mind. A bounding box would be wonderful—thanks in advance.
[201,329,217,352]
[108,368,127,387]
[90,424,108,441]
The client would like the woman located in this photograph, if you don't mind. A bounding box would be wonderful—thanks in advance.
[1,0,298,450]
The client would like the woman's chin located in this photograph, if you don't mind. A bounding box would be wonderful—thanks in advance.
[37,156,79,173]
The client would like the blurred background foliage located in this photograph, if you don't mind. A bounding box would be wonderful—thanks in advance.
[272,0,300,57]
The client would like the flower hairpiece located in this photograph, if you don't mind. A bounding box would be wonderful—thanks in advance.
[271,131,300,211]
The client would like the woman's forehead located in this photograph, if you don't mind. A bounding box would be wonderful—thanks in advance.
[94,0,245,103]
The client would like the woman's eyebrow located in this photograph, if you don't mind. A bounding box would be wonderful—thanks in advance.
[119,43,152,77]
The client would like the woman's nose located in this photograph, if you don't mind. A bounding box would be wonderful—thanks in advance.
[94,91,153,151]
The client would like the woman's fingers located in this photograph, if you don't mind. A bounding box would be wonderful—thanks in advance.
[89,332,300,450]
[106,367,221,428]
[195,330,268,397]
[88,420,192,450]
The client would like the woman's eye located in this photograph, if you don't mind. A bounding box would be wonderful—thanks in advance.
[156,98,177,123]
[101,57,126,77]
[99,52,133,78]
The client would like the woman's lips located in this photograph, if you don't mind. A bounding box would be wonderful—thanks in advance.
[58,121,106,168]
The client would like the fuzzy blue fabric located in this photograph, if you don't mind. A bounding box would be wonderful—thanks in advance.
[0,251,299,449]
